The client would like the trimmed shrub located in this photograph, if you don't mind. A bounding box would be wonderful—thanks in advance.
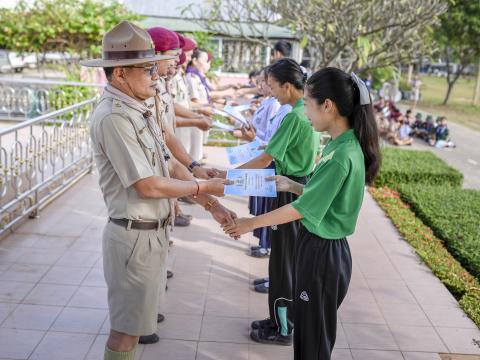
[374,148,463,188]
[398,184,480,280]
[370,186,480,327]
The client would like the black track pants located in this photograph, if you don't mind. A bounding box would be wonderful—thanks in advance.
[267,175,307,335]
[293,228,352,360]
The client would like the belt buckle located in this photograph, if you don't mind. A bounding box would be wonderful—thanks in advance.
[126,220,133,231]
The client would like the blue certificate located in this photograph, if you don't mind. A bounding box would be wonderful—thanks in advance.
[226,140,263,165]
[225,169,277,197]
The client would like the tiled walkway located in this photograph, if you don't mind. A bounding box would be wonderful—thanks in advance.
[0,147,479,360]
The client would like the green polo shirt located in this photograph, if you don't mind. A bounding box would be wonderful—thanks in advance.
[291,129,365,239]
[265,99,319,177]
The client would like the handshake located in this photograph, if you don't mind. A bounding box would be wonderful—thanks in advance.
[208,175,298,239]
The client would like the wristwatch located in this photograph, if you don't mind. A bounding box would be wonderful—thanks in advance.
[188,161,201,172]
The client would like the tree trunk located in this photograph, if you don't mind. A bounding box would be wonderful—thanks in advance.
[407,64,413,84]
[443,67,464,105]
[473,59,480,105]
[443,81,455,105]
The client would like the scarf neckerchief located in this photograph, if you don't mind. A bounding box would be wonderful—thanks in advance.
[186,66,211,102]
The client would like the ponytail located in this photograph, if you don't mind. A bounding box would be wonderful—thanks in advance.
[306,67,381,185]
[350,102,381,184]
[267,58,306,90]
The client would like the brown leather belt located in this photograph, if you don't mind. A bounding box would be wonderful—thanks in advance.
[109,217,169,231]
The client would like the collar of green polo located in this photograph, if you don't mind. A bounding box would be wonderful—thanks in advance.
[293,98,304,109]
[331,129,355,144]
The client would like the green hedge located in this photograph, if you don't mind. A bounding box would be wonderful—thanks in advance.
[370,187,480,327]
[374,148,463,188]
[398,184,480,280]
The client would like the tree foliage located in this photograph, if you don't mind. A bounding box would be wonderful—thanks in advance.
[0,0,140,57]
[187,0,448,72]
[433,0,480,104]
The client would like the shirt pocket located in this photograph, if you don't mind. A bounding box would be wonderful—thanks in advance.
[137,129,157,168]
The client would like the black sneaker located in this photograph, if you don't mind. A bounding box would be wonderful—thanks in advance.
[252,277,269,286]
[250,327,292,346]
[250,248,269,258]
[254,282,269,293]
[251,317,275,330]
[139,333,159,344]
[174,214,191,227]
[157,313,165,323]
[167,270,174,279]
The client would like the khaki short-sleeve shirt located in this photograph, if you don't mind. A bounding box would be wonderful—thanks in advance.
[90,97,170,221]
[186,72,209,103]
[171,71,191,109]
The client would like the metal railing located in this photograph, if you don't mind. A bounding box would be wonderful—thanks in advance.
[0,77,103,121]
[0,97,97,236]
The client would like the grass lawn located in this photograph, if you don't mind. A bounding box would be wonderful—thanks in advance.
[400,75,480,132]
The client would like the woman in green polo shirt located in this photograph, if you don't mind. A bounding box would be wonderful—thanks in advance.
[223,67,381,360]
[221,59,319,346]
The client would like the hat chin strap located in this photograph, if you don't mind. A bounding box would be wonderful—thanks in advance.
[122,70,145,102]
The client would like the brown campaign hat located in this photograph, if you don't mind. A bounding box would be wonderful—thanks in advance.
[80,21,176,67]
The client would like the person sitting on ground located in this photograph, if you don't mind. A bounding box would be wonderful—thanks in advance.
[404,109,414,124]
[373,96,386,113]
[376,111,390,138]
[393,119,413,146]
[430,116,455,148]
[385,118,400,143]
[410,112,424,137]
[420,115,436,142]
[389,101,402,121]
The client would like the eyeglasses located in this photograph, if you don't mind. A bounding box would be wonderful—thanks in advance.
[124,63,158,77]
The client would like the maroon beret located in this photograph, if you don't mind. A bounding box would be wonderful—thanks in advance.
[177,34,197,51]
[178,51,186,66]
[147,27,180,52]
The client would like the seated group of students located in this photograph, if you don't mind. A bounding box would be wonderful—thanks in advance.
[374,97,455,148]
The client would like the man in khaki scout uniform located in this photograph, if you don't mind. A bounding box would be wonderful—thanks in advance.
[80,21,236,360]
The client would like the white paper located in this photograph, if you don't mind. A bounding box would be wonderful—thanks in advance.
[222,105,249,126]
[226,140,263,165]
[225,169,277,197]
[212,121,235,131]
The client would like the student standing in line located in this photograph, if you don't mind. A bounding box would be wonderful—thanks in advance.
[234,67,292,294]
[223,67,381,360]
[219,58,319,346]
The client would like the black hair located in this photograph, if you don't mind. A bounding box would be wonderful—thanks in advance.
[103,67,114,81]
[406,109,412,114]
[187,48,208,68]
[262,65,270,81]
[273,40,292,57]
[306,67,381,185]
[249,70,258,79]
[267,58,307,90]
[300,59,311,69]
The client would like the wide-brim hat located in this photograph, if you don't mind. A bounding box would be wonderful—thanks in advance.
[80,20,176,68]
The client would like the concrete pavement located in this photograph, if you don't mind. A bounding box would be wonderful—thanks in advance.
[0,146,478,360]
